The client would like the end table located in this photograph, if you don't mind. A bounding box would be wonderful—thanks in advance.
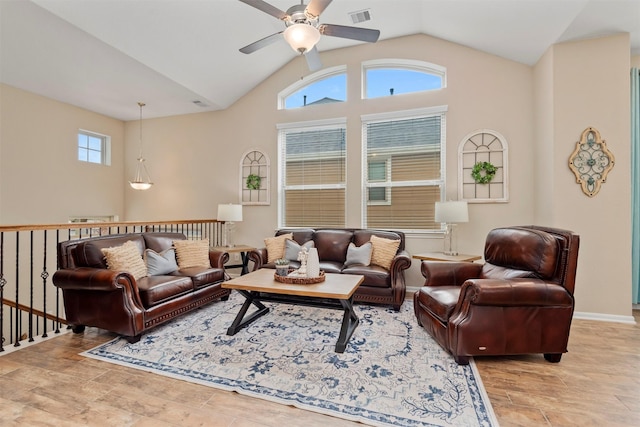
[212,244,255,275]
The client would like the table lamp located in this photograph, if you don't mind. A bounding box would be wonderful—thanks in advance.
[217,204,243,247]
[435,201,469,256]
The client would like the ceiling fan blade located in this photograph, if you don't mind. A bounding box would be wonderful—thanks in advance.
[320,24,380,43]
[238,0,288,20]
[305,46,322,71]
[239,31,283,54]
[306,0,332,17]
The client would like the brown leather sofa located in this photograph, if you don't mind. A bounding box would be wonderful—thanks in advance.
[248,228,411,310]
[53,232,230,343]
[414,225,580,365]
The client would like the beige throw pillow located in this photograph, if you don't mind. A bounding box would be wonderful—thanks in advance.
[370,235,400,270]
[173,239,211,269]
[265,233,293,263]
[101,240,147,280]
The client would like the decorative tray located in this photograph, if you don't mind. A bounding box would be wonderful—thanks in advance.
[274,270,325,284]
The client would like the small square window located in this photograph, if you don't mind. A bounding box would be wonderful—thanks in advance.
[78,130,110,165]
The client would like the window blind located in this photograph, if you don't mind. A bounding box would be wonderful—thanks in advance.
[364,114,444,231]
[281,127,346,227]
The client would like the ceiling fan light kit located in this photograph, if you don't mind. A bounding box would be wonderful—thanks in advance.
[239,0,380,70]
[283,23,321,53]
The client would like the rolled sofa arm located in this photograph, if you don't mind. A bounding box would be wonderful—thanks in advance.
[421,261,484,287]
[209,249,229,269]
[390,250,412,273]
[53,268,134,291]
[248,248,267,271]
[53,267,144,309]
[461,278,572,306]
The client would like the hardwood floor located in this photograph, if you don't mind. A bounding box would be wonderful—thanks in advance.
[0,310,638,426]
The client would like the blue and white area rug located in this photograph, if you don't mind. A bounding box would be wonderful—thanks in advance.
[82,293,498,427]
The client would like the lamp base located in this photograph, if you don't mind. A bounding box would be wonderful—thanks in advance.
[442,223,459,256]
[223,222,236,248]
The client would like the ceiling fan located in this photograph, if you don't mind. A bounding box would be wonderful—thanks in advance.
[238,0,380,71]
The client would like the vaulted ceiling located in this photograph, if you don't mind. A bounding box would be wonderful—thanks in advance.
[1,0,639,121]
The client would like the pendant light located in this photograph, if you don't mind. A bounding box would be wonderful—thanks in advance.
[129,102,153,190]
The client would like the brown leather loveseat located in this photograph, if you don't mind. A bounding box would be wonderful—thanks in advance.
[53,232,230,343]
[249,228,411,310]
[414,225,580,365]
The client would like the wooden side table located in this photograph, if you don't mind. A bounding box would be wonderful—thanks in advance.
[212,244,255,275]
[412,252,481,263]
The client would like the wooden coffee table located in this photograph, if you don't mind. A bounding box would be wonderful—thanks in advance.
[221,268,364,353]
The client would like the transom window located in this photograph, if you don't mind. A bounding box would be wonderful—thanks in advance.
[362,107,447,231]
[278,119,347,227]
[78,130,110,165]
[363,59,446,99]
[278,66,347,110]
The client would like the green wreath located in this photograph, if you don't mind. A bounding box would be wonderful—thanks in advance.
[471,162,497,184]
[246,173,261,190]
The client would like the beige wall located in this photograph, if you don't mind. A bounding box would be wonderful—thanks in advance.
[1,33,634,319]
[0,84,125,224]
[541,34,631,317]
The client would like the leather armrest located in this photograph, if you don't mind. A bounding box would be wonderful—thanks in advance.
[390,250,412,272]
[248,248,267,271]
[52,267,144,309]
[421,261,483,286]
[461,278,572,306]
[209,249,229,269]
[53,268,132,291]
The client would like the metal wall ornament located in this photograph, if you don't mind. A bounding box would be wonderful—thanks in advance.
[568,127,615,197]
[240,149,270,205]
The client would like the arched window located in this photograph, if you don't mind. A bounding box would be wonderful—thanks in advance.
[362,59,446,99]
[279,66,347,110]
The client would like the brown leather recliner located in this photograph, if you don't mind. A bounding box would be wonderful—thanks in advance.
[413,225,580,365]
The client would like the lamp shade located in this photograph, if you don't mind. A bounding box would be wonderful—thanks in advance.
[217,204,243,222]
[435,201,469,223]
[283,23,321,53]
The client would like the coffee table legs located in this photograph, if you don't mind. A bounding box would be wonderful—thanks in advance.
[225,291,358,353]
[226,290,269,335]
[335,298,359,353]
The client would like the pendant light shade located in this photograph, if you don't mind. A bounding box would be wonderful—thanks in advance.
[129,102,153,190]
[283,23,321,54]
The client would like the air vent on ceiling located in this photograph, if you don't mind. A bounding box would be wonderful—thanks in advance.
[192,100,209,107]
[349,9,371,24]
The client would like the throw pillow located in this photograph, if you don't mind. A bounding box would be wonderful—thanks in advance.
[265,233,293,263]
[344,242,372,267]
[173,239,211,269]
[144,248,178,276]
[370,235,400,270]
[101,240,147,280]
[284,239,315,262]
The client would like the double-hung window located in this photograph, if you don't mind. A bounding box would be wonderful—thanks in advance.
[362,106,447,231]
[278,119,347,227]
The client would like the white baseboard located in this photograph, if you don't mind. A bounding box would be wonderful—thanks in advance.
[573,311,637,324]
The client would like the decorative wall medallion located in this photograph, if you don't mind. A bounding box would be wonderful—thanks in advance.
[568,127,615,197]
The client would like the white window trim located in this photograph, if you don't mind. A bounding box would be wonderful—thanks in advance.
[361,58,447,99]
[361,106,448,234]
[277,117,348,228]
[277,65,347,110]
[78,129,111,165]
